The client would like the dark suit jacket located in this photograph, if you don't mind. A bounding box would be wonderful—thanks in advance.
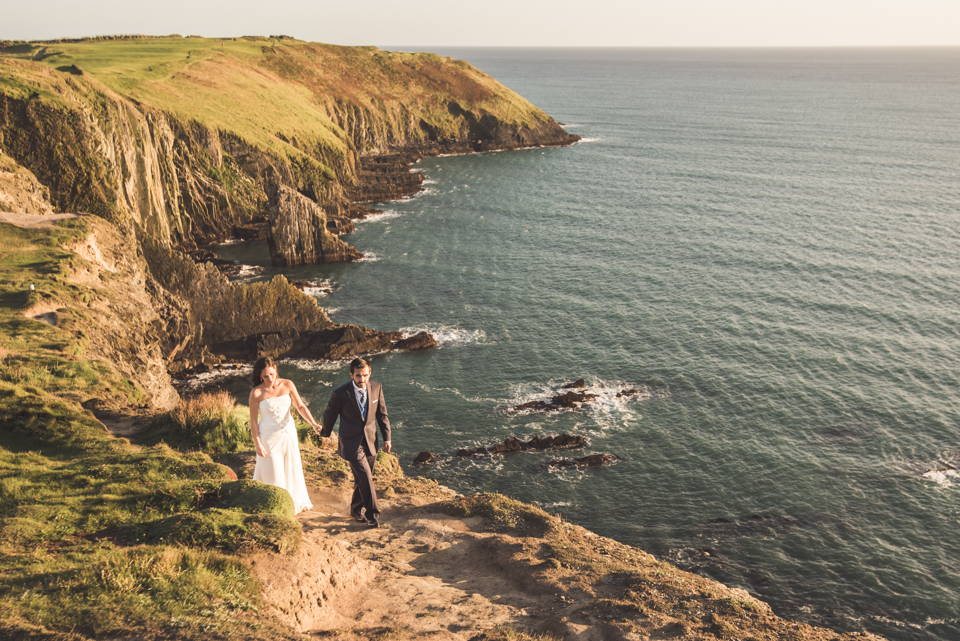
[320,381,390,459]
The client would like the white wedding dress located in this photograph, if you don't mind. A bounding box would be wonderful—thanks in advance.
[253,394,313,514]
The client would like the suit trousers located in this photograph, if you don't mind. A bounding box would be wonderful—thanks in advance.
[348,447,379,517]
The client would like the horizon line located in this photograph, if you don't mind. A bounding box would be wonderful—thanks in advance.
[2,34,960,49]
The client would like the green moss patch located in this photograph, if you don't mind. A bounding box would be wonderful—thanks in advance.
[442,492,557,537]
[133,508,300,554]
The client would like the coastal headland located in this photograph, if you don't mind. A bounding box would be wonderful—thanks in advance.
[0,36,879,640]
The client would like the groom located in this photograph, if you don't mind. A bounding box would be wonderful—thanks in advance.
[318,357,391,528]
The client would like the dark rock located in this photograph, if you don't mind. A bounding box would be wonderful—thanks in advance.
[412,451,435,464]
[300,325,402,361]
[545,434,586,449]
[616,388,640,398]
[489,437,523,454]
[288,279,334,295]
[550,390,599,409]
[326,216,355,234]
[233,223,269,240]
[394,331,439,351]
[548,454,620,468]
[513,400,550,412]
[454,434,587,459]
[512,381,599,412]
[346,152,426,203]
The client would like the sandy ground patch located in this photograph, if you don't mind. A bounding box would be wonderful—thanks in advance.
[0,212,80,228]
[246,483,566,640]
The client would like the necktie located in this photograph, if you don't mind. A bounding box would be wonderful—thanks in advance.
[359,389,367,419]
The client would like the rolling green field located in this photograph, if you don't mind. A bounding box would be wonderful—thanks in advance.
[1,36,547,170]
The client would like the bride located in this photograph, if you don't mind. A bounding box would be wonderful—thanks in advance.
[248,356,319,514]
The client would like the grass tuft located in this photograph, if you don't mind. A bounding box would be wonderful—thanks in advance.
[442,492,556,537]
[141,389,252,455]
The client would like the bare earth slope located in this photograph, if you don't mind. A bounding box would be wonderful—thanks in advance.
[240,442,882,641]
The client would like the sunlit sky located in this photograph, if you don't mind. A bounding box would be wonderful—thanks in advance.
[3,0,959,47]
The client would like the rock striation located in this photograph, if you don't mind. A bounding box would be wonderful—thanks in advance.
[267,185,363,265]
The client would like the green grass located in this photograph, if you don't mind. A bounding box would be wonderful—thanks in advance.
[141,389,252,455]
[0,35,554,190]
[443,492,556,537]
[0,219,302,638]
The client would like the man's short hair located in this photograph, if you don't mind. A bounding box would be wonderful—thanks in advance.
[350,357,370,373]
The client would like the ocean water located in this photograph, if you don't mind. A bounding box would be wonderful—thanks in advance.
[213,48,960,639]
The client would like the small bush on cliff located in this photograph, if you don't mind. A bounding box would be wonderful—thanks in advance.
[143,389,252,455]
[443,492,556,537]
[132,508,300,553]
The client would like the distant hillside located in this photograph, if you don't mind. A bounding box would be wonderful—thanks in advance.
[0,36,577,252]
[0,35,577,394]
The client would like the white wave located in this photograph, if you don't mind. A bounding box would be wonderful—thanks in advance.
[507,379,668,415]
[871,613,958,630]
[399,324,487,347]
[405,187,435,199]
[561,123,583,129]
[176,364,252,387]
[360,252,381,262]
[575,137,601,144]
[323,307,342,315]
[922,468,960,487]
[281,358,345,375]
[300,279,335,297]
[422,179,438,185]
[359,210,402,224]
[218,238,244,245]
[409,380,500,404]
[234,265,265,277]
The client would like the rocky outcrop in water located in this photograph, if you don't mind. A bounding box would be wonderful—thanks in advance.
[199,323,438,366]
[267,185,363,265]
[412,434,587,465]
[514,390,600,412]
[394,331,439,351]
[548,454,621,468]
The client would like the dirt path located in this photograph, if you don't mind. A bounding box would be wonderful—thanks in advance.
[250,484,560,639]
[0,211,79,228]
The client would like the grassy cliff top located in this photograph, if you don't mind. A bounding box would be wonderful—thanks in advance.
[0,36,551,159]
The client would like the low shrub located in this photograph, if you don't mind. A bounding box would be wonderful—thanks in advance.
[143,390,252,455]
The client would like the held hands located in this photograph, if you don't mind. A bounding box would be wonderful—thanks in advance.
[310,422,324,438]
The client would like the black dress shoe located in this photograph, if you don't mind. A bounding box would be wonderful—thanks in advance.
[351,510,366,522]
[366,515,380,528]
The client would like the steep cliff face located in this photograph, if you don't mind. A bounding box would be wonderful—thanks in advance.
[0,36,578,376]
[0,37,577,255]
[0,150,53,214]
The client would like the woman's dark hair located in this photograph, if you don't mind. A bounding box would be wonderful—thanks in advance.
[252,356,278,386]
